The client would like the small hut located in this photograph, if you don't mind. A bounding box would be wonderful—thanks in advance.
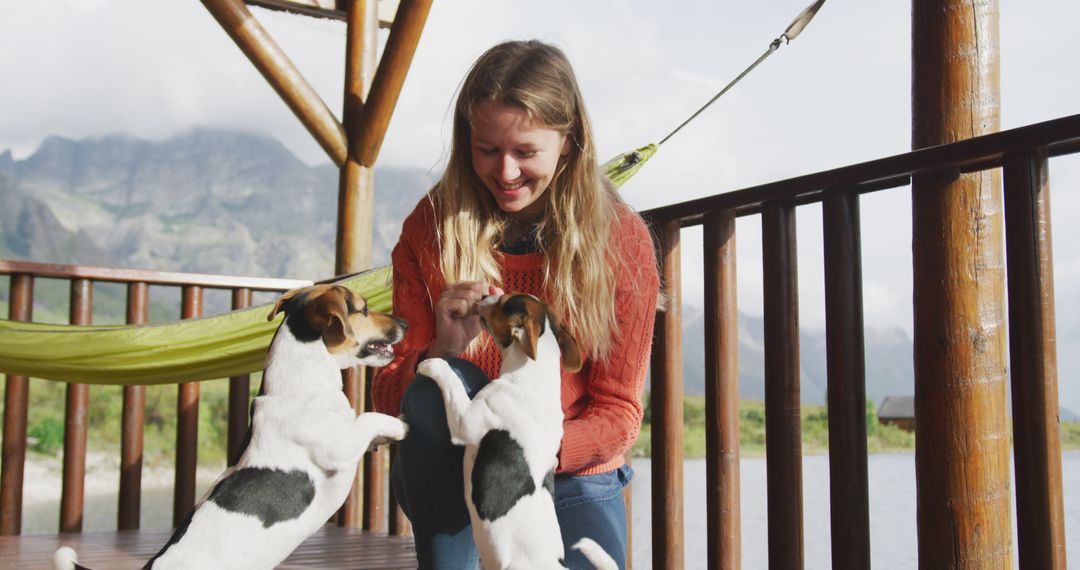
[878,396,916,432]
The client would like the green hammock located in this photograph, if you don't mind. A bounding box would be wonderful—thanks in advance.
[0,267,391,386]
[0,154,651,387]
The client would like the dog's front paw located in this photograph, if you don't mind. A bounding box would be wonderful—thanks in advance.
[417,358,455,384]
[361,412,409,450]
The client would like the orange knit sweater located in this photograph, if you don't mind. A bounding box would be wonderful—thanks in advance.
[372,198,660,475]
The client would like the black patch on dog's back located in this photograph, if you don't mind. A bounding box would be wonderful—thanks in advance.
[208,467,315,527]
[472,429,535,521]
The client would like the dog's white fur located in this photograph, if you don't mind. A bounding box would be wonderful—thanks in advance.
[54,285,408,570]
[418,293,616,570]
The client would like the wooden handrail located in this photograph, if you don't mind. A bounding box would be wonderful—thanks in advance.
[0,259,311,291]
[645,113,1080,226]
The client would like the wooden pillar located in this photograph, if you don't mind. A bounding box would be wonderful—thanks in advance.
[703,210,740,570]
[651,220,684,570]
[60,279,93,532]
[118,282,149,530]
[336,0,380,530]
[911,1,1011,568]
[0,274,33,535]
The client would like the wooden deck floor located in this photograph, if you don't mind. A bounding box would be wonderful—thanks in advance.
[0,526,417,569]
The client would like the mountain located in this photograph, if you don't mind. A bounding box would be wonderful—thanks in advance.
[3,130,431,280]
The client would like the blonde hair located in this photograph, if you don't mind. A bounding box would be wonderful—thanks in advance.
[430,40,626,359]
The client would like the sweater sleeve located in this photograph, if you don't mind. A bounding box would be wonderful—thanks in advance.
[557,210,660,472]
[371,204,438,416]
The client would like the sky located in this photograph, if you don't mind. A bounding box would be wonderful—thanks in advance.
[2,0,1080,407]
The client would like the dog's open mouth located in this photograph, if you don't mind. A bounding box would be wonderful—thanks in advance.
[361,340,394,360]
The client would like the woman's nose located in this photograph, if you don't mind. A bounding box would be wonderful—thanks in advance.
[497,154,520,180]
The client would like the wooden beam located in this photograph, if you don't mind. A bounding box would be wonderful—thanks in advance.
[202,0,348,167]
[245,0,397,28]
[352,0,433,167]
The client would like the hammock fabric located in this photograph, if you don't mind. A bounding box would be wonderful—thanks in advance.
[0,267,391,386]
[0,149,656,386]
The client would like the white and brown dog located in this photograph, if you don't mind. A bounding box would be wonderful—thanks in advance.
[54,284,409,570]
[417,293,617,570]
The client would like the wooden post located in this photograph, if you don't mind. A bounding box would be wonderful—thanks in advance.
[0,274,33,535]
[118,281,149,530]
[651,220,684,570]
[911,1,1011,567]
[1003,148,1067,569]
[60,279,93,533]
[174,286,204,527]
[227,287,254,466]
[703,210,740,570]
[822,189,871,570]
[201,0,348,166]
[337,0,380,530]
[761,200,803,570]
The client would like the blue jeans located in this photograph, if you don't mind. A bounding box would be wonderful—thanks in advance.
[391,358,632,570]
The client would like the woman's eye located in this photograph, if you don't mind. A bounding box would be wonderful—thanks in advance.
[517,150,537,159]
[477,147,497,155]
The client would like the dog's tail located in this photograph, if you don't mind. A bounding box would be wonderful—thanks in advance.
[53,546,91,570]
[571,538,618,570]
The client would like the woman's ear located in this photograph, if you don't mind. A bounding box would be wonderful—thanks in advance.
[560,133,572,157]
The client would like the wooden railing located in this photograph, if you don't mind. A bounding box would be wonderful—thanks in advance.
[639,113,1080,569]
[0,261,403,536]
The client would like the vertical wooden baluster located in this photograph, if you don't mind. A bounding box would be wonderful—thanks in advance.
[363,366,385,532]
[762,200,803,569]
[1003,148,1067,569]
[174,285,203,527]
[704,210,741,570]
[339,366,363,527]
[651,219,685,570]
[0,274,34,535]
[227,287,253,466]
[118,281,149,530]
[822,190,871,570]
[60,278,93,532]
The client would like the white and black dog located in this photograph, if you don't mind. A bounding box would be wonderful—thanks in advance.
[418,293,617,570]
[54,284,409,570]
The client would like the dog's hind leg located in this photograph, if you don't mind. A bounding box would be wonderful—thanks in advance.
[417,358,493,446]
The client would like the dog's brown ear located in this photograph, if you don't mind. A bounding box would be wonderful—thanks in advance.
[512,316,542,361]
[557,327,583,373]
[309,289,354,348]
[267,287,308,321]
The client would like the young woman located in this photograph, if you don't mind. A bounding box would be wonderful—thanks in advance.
[373,40,660,570]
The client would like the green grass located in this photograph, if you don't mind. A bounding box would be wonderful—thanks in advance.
[633,395,1080,458]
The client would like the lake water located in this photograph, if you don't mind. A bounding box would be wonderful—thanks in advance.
[21,452,1080,569]
[630,451,1080,569]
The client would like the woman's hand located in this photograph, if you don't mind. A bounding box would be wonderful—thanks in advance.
[428,281,504,358]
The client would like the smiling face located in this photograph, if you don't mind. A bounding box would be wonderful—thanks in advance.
[470,100,571,222]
